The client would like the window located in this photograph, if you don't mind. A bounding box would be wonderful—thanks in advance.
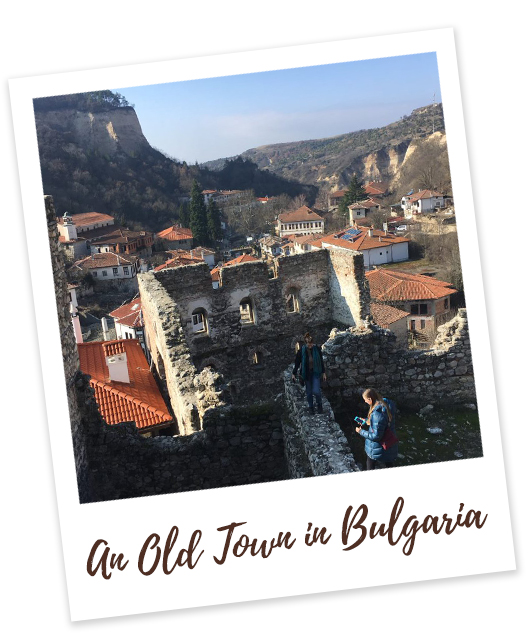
[410,319,416,331]
[92,271,97,277]
[411,303,429,315]
[240,298,255,324]
[444,298,449,310]
[113,267,119,276]
[252,351,263,365]
[123,266,129,276]
[102,270,108,277]
[192,310,207,334]
[286,288,300,313]
[420,320,426,329]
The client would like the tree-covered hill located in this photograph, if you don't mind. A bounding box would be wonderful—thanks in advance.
[34,92,313,231]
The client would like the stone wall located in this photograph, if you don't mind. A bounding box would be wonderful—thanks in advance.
[282,370,358,478]
[323,309,476,412]
[76,400,287,503]
[46,195,287,503]
[138,248,368,418]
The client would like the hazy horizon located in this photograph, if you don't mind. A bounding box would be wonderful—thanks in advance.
[114,53,441,164]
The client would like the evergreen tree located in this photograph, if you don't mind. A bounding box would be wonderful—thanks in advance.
[338,174,367,214]
[189,180,209,245]
[206,197,223,245]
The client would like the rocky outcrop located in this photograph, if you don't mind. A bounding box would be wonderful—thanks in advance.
[35,107,150,157]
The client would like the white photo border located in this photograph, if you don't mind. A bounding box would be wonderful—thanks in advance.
[9,27,515,622]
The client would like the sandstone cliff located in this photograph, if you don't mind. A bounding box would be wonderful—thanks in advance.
[35,106,150,157]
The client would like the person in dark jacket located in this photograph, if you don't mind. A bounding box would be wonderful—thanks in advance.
[355,387,398,470]
[292,332,326,414]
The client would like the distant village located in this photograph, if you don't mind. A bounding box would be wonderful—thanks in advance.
[58,179,459,439]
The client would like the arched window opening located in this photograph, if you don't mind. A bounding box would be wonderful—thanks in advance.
[240,298,255,324]
[191,308,208,334]
[286,288,300,313]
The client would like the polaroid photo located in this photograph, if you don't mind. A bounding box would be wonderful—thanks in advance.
[9,27,515,622]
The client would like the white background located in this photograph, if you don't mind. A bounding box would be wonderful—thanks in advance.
[2,2,528,635]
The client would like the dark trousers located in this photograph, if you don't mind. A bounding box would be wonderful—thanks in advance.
[305,374,322,409]
[366,457,395,471]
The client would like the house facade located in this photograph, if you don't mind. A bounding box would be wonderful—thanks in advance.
[401,189,445,218]
[366,269,457,345]
[314,226,409,270]
[156,225,194,250]
[276,206,325,238]
[90,228,154,256]
[71,252,139,291]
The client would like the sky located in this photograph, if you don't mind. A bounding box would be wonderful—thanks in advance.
[114,53,441,164]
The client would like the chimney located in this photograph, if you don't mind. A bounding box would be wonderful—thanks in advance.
[105,351,130,384]
[70,303,83,344]
[367,228,373,238]
[102,317,109,341]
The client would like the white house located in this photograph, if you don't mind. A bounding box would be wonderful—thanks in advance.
[347,199,381,225]
[314,226,409,270]
[401,189,445,218]
[276,206,325,238]
[71,252,138,288]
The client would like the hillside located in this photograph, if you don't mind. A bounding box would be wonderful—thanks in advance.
[33,93,313,231]
[203,104,446,192]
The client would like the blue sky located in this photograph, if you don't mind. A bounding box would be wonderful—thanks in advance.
[115,53,441,164]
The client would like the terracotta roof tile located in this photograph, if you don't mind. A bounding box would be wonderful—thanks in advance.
[318,227,408,252]
[156,225,194,241]
[366,269,456,302]
[370,302,410,328]
[58,212,114,227]
[278,206,324,223]
[78,339,172,430]
[403,189,443,202]
[109,298,144,328]
[72,252,134,270]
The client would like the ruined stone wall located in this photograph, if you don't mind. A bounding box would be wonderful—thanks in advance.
[76,401,287,503]
[46,196,105,502]
[327,248,371,327]
[323,309,476,412]
[282,369,358,478]
[138,251,336,404]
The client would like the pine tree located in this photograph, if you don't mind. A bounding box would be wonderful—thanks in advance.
[207,197,223,245]
[338,174,367,214]
[189,180,209,246]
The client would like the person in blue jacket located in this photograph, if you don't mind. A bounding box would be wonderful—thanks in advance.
[355,387,398,470]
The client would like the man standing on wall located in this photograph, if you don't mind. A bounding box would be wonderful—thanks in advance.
[292,332,327,414]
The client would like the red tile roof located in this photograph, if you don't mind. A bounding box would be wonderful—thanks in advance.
[153,250,204,271]
[211,254,258,281]
[278,206,324,223]
[78,339,172,430]
[329,189,348,199]
[404,189,443,202]
[73,252,134,270]
[109,298,144,328]
[317,227,408,252]
[370,302,410,328]
[366,269,456,302]
[365,181,389,196]
[90,228,152,246]
[156,225,194,242]
[58,212,114,227]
